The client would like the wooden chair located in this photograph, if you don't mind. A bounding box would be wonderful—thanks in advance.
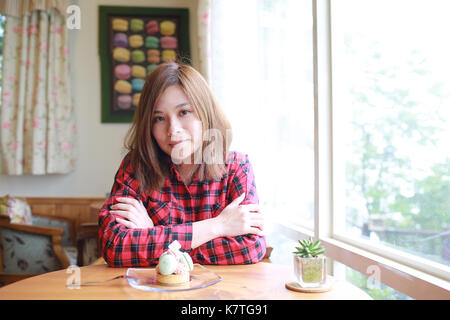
[0,196,105,287]
[0,215,72,286]
[27,197,105,268]
[76,200,105,266]
[262,246,273,263]
[76,222,102,266]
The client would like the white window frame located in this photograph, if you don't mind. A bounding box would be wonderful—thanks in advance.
[273,0,450,300]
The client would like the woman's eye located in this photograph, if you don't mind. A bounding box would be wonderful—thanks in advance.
[154,116,164,122]
[180,109,190,116]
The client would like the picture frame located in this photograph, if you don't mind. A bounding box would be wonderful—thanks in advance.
[98,6,191,123]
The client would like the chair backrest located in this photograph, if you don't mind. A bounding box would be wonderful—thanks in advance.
[32,215,73,247]
[0,224,63,274]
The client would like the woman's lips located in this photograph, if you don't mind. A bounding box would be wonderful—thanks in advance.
[169,140,186,147]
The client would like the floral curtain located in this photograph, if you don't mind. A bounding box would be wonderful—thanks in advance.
[197,0,211,83]
[0,0,70,18]
[0,5,76,175]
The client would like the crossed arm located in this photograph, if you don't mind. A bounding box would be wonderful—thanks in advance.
[98,155,266,266]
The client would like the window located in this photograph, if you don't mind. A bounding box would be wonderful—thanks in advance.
[331,0,450,272]
[333,261,413,300]
[210,0,315,230]
[209,0,449,298]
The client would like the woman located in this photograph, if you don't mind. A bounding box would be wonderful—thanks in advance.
[98,61,266,267]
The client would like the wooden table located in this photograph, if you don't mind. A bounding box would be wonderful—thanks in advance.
[0,262,371,300]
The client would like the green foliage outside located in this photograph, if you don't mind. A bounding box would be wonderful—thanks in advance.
[343,31,449,299]
[345,32,449,258]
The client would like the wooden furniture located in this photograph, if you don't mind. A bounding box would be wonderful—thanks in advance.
[76,200,105,266]
[76,222,101,266]
[0,214,71,285]
[262,246,273,262]
[0,197,105,286]
[0,262,372,300]
[26,197,105,231]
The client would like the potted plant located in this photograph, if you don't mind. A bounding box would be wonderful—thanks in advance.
[293,237,326,288]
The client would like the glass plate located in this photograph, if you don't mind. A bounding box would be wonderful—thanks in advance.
[126,264,222,292]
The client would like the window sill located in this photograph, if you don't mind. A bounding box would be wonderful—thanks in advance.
[273,221,450,300]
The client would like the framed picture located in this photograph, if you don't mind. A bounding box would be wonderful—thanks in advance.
[98,6,191,123]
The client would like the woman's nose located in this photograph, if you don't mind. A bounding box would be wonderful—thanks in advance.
[168,117,182,137]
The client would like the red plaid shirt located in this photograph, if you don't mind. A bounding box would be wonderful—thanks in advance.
[98,151,266,267]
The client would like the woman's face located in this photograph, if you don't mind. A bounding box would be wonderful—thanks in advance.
[151,84,203,164]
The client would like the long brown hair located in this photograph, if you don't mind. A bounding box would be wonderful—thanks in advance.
[124,61,232,193]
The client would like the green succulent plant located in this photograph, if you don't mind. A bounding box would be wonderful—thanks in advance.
[293,237,325,258]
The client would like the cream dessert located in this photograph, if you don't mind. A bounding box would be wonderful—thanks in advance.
[156,240,194,285]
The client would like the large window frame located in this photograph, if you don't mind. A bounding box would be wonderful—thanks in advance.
[273,0,449,299]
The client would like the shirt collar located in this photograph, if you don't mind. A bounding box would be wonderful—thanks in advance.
[166,155,201,185]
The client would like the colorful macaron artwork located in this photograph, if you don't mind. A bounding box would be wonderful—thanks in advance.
[131,65,146,78]
[113,33,128,47]
[131,78,145,91]
[109,16,181,113]
[129,35,144,48]
[114,64,131,80]
[118,95,132,110]
[160,36,177,49]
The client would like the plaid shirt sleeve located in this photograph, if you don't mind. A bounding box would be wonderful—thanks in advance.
[98,154,193,267]
[190,153,267,265]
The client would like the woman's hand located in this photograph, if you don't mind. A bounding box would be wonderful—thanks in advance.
[111,197,154,229]
[214,193,264,237]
